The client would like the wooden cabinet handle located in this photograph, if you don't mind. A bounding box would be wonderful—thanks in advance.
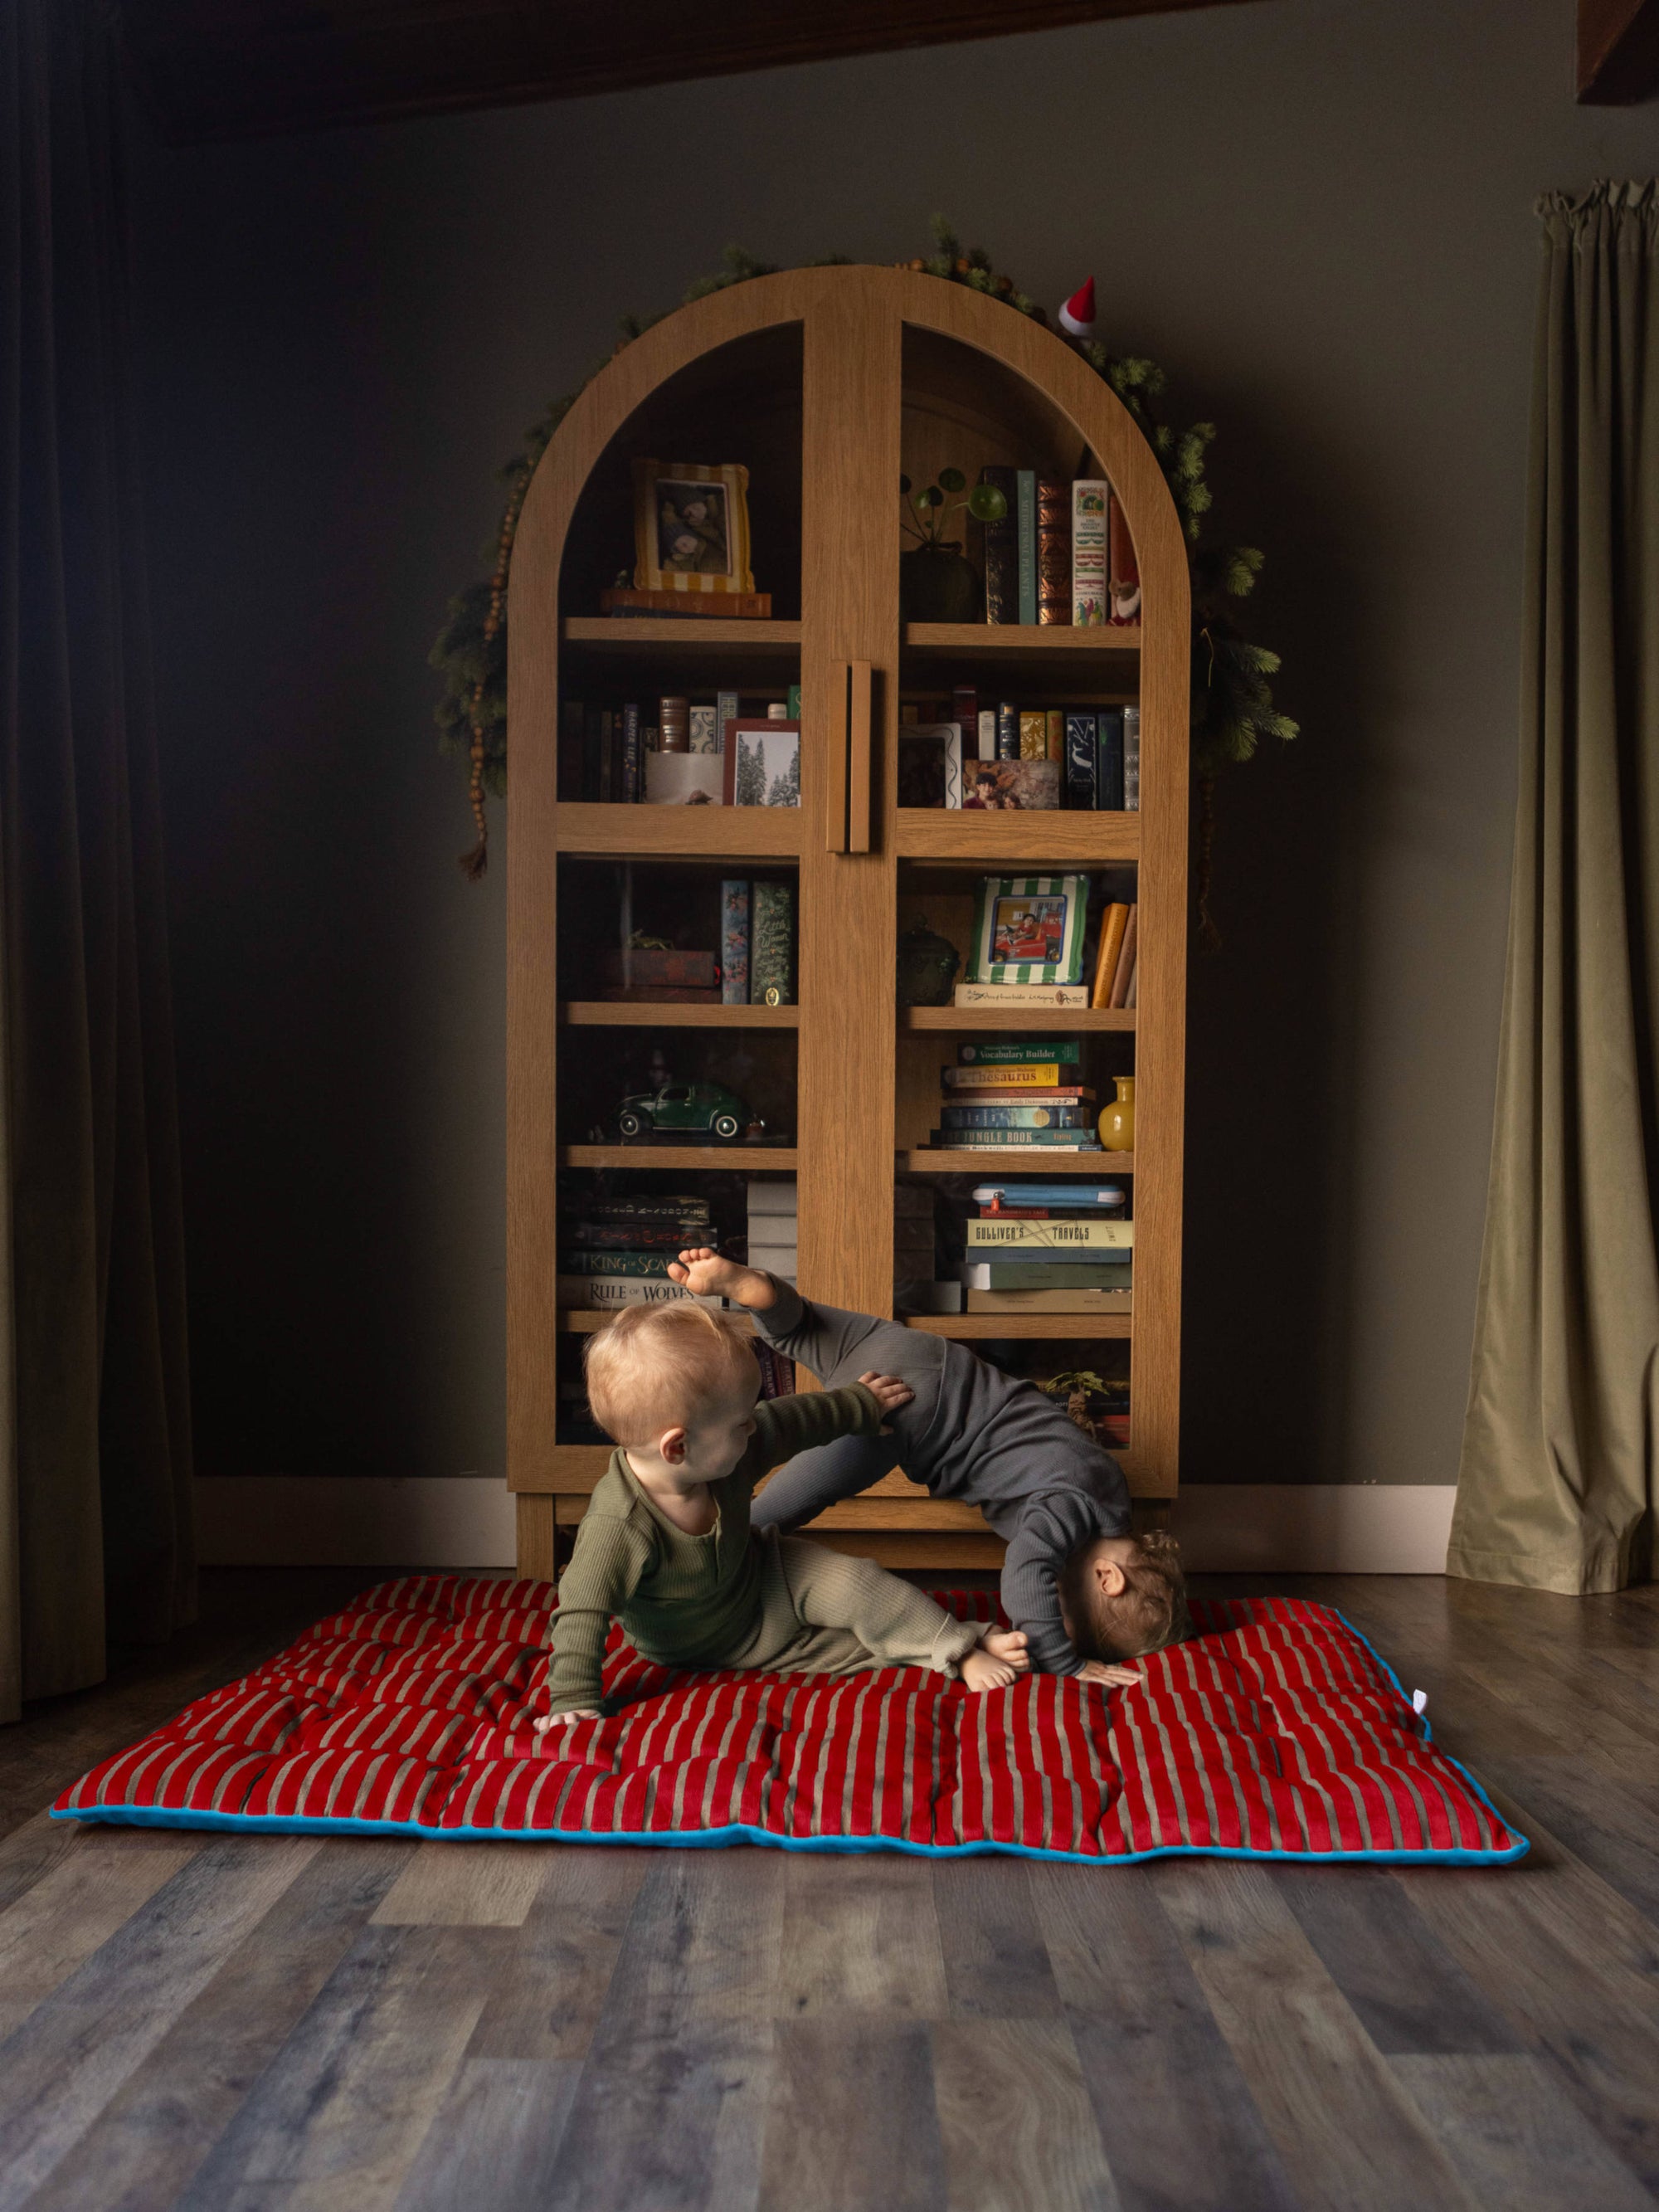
[826,661,873,854]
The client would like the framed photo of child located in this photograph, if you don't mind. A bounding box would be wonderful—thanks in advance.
[632,460,755,596]
[966,874,1090,986]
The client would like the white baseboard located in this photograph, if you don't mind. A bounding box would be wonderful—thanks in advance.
[194,1478,1456,1576]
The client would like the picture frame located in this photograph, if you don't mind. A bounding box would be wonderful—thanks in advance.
[966,875,1091,986]
[722,719,800,807]
[632,460,755,596]
[961,760,1061,811]
[897,722,965,809]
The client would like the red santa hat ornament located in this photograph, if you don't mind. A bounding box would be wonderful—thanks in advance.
[1058,277,1097,339]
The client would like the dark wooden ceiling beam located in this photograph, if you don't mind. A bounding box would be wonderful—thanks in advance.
[1578,0,1659,101]
[116,0,1267,144]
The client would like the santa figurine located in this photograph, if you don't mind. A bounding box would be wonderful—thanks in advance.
[1058,277,1097,340]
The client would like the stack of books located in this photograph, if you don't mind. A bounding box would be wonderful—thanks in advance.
[895,699,1140,813]
[961,1181,1132,1313]
[928,1041,1102,1154]
[1091,901,1138,1010]
[746,1177,797,1285]
[558,1193,720,1311]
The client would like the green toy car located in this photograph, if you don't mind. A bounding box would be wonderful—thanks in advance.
[616,1080,755,1143]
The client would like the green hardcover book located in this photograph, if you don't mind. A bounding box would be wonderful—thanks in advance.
[958,1040,1082,1067]
[750,881,795,1005]
[558,1251,679,1278]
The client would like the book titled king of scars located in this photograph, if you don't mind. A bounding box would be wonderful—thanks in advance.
[966,875,1091,987]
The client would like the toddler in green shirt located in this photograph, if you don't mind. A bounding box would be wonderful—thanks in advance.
[536,1299,1029,1724]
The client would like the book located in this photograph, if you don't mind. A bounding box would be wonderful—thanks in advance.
[572,1195,711,1222]
[599,949,716,988]
[558,1277,722,1310]
[1071,480,1109,626]
[952,982,1090,1007]
[725,719,800,807]
[566,1223,716,1252]
[975,708,995,762]
[963,758,1060,810]
[620,702,642,801]
[1016,470,1037,624]
[966,1219,1133,1248]
[1091,902,1130,1010]
[941,1086,1096,1104]
[1097,708,1126,811]
[753,1341,796,1399]
[980,465,1017,623]
[951,685,977,755]
[787,683,801,721]
[1124,706,1141,811]
[959,1040,1082,1066]
[1037,479,1071,625]
[971,1182,1126,1208]
[995,701,1019,761]
[928,1130,1103,1150]
[943,1062,1077,1089]
[645,753,724,805]
[941,1105,1094,1131]
[689,704,718,753]
[721,879,750,1005]
[751,880,795,1004]
[963,1260,1132,1290]
[559,699,585,799]
[1045,709,1064,763]
[967,1287,1132,1313]
[1126,960,1138,1009]
[597,707,615,802]
[1064,712,1097,810]
[1018,710,1046,761]
[601,587,772,619]
[1109,905,1139,1008]
[897,723,964,807]
[1109,501,1141,624]
[559,1250,680,1278]
[717,689,739,754]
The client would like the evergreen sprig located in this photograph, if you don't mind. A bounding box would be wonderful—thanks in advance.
[431,216,1296,875]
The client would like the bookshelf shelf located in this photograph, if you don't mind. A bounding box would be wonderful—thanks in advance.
[562,1001,801,1029]
[905,1313,1131,1340]
[560,1145,800,1171]
[895,811,1141,863]
[899,1149,1136,1176]
[553,803,803,859]
[904,622,1141,664]
[509,267,1187,1575]
[562,616,802,655]
[900,1006,1134,1032]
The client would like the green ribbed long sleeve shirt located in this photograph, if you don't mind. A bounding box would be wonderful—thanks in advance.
[545,1380,883,1714]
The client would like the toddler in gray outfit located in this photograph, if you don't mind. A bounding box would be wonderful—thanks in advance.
[667,1252,1187,1677]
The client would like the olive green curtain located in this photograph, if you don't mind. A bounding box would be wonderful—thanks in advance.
[1451,182,1659,1595]
[1,0,197,1722]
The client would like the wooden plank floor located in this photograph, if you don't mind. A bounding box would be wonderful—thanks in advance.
[0,1567,1655,2211]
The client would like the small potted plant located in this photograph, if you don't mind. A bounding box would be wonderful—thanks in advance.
[898,468,1007,623]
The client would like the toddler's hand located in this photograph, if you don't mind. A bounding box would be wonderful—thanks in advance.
[1077,1659,1142,1689]
[858,1370,915,1431]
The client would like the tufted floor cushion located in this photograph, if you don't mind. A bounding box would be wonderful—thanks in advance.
[52,1583,1526,1864]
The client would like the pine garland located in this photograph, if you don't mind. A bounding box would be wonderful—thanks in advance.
[431,217,1297,910]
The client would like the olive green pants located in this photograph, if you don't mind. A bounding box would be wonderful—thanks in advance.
[722,1532,980,1680]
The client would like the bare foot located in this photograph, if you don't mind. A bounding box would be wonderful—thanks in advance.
[960,1647,1019,1693]
[980,1626,1029,1672]
[668,1247,776,1307]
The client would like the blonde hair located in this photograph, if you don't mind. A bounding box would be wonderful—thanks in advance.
[582,1301,757,1445]
[1060,1529,1190,1662]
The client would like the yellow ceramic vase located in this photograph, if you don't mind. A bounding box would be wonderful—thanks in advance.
[1098,1074,1136,1152]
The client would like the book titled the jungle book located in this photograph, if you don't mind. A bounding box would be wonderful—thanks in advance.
[1071,480,1110,626]
[967,1218,1133,1248]
[952,981,1089,1008]
[960,1040,1082,1066]
[944,1060,1079,1089]
[966,875,1089,985]
[929,1129,1103,1150]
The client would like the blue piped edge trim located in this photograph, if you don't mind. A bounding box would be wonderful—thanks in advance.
[47,1601,1530,1865]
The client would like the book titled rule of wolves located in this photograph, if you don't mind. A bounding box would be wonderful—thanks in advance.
[557,1276,722,1311]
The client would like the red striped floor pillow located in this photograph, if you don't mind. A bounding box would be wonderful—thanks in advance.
[51,1584,1526,1864]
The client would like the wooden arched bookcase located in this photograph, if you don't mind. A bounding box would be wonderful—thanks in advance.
[507,266,1189,1578]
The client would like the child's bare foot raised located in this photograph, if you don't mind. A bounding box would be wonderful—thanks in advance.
[669,1248,775,1307]
[959,1628,1029,1693]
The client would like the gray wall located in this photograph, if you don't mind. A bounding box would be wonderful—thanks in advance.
[129,0,1659,1490]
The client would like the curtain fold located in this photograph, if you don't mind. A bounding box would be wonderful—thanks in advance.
[1451,181,1659,1595]
[1,0,196,1721]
